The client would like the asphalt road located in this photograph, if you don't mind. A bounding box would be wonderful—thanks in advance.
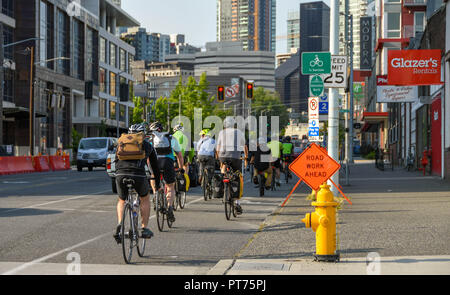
[0,167,295,274]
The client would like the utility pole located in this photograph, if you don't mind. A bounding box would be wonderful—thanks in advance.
[328,0,340,194]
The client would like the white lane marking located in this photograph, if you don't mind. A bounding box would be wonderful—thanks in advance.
[37,207,111,213]
[2,181,31,184]
[0,190,110,215]
[1,195,205,275]
[2,233,110,275]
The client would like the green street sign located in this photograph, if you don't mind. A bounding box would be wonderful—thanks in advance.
[309,75,324,97]
[302,52,331,75]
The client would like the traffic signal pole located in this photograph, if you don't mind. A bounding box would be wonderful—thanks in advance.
[328,0,340,194]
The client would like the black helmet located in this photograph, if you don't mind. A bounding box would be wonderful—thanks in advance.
[149,121,163,132]
[285,136,291,142]
[129,124,145,134]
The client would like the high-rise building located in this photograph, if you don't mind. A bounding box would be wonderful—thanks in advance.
[287,10,300,53]
[299,1,330,111]
[216,0,276,52]
[339,0,368,70]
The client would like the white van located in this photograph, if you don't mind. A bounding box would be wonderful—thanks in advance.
[77,137,117,172]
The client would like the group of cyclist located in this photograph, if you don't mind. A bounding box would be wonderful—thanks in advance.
[113,117,295,244]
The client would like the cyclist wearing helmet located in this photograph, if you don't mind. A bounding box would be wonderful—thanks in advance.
[216,117,248,214]
[148,121,183,223]
[196,129,216,184]
[172,123,189,171]
[282,136,294,162]
[113,124,161,243]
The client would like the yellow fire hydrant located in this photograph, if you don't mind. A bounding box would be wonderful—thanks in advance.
[302,183,340,262]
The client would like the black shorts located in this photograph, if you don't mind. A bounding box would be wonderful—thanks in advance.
[219,157,242,172]
[116,175,149,200]
[198,155,215,177]
[271,158,281,169]
[158,157,176,184]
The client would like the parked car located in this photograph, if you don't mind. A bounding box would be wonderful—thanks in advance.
[77,137,117,172]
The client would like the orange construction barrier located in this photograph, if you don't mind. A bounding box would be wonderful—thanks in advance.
[33,156,51,172]
[0,157,13,175]
[64,155,71,169]
[49,155,68,171]
[0,156,35,175]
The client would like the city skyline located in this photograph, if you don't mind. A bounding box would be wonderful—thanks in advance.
[122,0,331,54]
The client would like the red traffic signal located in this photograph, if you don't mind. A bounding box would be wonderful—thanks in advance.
[217,86,225,102]
[246,82,254,99]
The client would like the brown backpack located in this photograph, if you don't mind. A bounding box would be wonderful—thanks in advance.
[116,132,146,161]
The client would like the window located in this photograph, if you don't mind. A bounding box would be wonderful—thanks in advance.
[387,13,400,38]
[99,68,107,93]
[100,38,107,63]
[40,1,54,68]
[3,25,13,60]
[119,104,126,122]
[73,19,84,80]
[110,72,116,97]
[86,27,98,83]
[109,101,116,120]
[414,12,425,35]
[99,99,107,118]
[110,43,116,67]
[57,9,70,75]
[120,48,126,72]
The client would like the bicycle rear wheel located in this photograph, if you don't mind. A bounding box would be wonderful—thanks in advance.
[121,203,134,264]
[259,174,265,197]
[224,184,232,220]
[202,173,208,201]
[156,191,165,232]
[179,191,186,209]
[167,198,173,228]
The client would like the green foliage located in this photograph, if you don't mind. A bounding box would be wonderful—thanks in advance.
[153,73,225,139]
[251,87,290,134]
[71,128,83,154]
[131,96,152,125]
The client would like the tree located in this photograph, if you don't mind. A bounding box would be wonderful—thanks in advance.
[131,96,151,125]
[250,87,290,135]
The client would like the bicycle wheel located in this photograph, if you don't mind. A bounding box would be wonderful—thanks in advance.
[202,173,208,201]
[179,191,187,209]
[173,190,179,211]
[224,184,232,220]
[156,191,165,232]
[121,203,134,264]
[259,174,265,197]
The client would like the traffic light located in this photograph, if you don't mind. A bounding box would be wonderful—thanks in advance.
[217,85,225,102]
[246,82,254,99]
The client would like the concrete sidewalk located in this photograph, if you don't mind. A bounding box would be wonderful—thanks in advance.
[208,160,450,275]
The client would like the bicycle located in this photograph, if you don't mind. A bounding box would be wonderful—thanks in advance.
[200,160,214,201]
[174,169,187,210]
[155,173,173,231]
[281,155,292,184]
[310,55,324,67]
[120,178,147,264]
[222,160,239,220]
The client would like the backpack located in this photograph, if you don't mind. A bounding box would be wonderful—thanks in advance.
[150,132,172,156]
[116,132,146,161]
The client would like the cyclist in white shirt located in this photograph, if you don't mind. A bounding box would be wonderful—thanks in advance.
[197,129,216,184]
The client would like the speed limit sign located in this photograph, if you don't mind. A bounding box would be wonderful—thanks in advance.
[322,55,348,88]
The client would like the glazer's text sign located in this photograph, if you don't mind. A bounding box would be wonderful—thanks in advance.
[388,49,442,85]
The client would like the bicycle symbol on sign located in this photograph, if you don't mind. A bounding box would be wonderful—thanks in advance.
[310,55,324,68]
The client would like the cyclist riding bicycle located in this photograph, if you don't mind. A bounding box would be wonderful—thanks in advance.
[173,123,189,172]
[196,129,216,185]
[251,137,273,189]
[282,136,294,164]
[267,137,283,187]
[216,117,248,214]
[148,121,184,223]
[113,124,161,243]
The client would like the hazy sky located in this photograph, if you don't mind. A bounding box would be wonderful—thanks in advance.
[122,0,331,54]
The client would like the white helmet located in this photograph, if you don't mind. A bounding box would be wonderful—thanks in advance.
[173,123,184,132]
[223,117,236,129]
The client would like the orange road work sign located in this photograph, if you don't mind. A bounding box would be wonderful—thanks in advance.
[289,143,341,191]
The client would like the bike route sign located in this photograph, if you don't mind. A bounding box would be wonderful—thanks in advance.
[301,52,331,75]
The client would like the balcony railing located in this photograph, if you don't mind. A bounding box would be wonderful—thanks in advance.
[403,0,427,7]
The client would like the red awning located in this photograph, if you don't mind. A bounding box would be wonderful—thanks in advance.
[375,38,410,52]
